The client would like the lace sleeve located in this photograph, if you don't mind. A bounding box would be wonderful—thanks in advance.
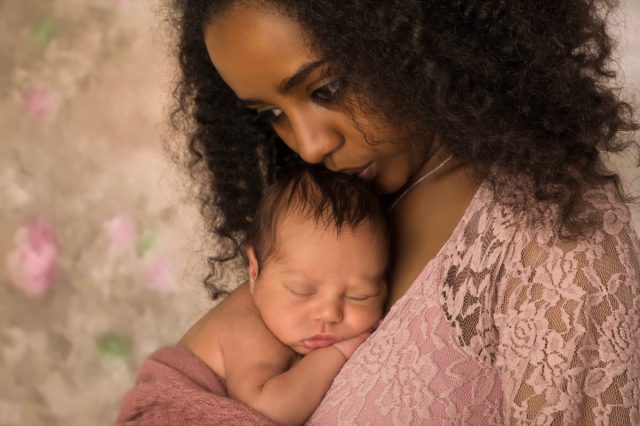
[495,195,640,424]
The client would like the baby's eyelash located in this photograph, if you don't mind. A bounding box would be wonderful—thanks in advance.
[287,287,314,297]
[346,295,371,301]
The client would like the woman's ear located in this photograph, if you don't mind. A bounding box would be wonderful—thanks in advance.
[246,245,260,293]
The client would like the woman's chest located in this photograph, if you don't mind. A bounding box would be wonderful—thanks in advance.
[309,263,503,425]
[388,206,470,306]
[388,233,440,306]
[387,169,481,306]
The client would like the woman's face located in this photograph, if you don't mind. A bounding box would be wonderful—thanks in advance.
[203,4,428,194]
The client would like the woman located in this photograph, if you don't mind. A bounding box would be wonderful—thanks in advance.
[124,0,640,424]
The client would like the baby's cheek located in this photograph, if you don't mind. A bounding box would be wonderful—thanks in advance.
[349,305,382,331]
[366,298,385,319]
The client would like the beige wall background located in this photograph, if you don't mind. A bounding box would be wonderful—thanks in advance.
[0,1,638,425]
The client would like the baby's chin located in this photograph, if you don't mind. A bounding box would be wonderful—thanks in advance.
[287,343,313,356]
[292,346,311,355]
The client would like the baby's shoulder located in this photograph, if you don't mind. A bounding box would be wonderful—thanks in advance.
[217,283,265,332]
[218,283,294,362]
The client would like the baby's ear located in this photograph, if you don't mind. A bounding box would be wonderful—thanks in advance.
[246,245,260,293]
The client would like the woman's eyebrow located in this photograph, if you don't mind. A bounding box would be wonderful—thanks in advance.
[237,59,327,108]
[278,59,327,94]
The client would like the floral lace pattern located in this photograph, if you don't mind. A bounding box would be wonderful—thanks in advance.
[309,182,640,425]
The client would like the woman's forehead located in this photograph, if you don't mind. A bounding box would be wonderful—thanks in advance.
[203,4,316,99]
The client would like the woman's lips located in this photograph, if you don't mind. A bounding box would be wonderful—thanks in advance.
[302,335,338,349]
[357,163,377,181]
[342,163,377,182]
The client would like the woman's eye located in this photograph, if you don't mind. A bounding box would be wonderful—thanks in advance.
[312,80,342,102]
[257,107,283,123]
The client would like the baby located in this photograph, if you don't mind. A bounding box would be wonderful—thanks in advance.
[179,166,389,425]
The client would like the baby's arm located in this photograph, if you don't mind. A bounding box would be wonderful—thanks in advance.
[224,331,368,426]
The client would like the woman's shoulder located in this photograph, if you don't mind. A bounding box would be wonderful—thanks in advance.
[492,181,640,341]
[468,178,640,261]
[511,181,638,263]
[489,182,640,424]
[439,178,640,358]
[492,180,640,296]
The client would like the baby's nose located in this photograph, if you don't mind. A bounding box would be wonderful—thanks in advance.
[314,299,344,324]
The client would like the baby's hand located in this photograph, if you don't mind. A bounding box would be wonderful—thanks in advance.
[333,331,371,360]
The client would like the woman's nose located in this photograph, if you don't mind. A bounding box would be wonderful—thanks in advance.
[288,112,342,164]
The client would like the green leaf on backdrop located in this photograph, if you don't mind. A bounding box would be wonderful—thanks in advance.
[35,18,56,46]
[97,333,131,360]
[136,230,156,257]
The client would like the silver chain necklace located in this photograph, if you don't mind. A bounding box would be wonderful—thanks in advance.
[388,155,453,211]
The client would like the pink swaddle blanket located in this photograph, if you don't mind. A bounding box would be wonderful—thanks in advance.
[115,346,275,425]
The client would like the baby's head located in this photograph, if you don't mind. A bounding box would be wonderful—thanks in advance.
[245,166,389,354]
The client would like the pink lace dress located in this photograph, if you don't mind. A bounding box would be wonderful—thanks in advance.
[309,182,640,425]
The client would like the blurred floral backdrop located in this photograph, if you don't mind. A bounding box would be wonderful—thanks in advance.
[0,1,638,425]
[0,1,214,425]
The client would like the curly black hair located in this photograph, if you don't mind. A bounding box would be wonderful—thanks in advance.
[166,0,638,299]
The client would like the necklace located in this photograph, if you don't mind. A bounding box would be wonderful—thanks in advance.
[388,155,453,211]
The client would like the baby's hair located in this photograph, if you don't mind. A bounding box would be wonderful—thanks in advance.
[245,166,388,265]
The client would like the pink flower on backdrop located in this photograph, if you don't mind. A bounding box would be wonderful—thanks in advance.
[144,256,175,294]
[23,87,52,120]
[6,219,59,298]
[103,214,137,253]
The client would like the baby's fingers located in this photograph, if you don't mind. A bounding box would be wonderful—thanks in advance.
[333,331,371,359]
